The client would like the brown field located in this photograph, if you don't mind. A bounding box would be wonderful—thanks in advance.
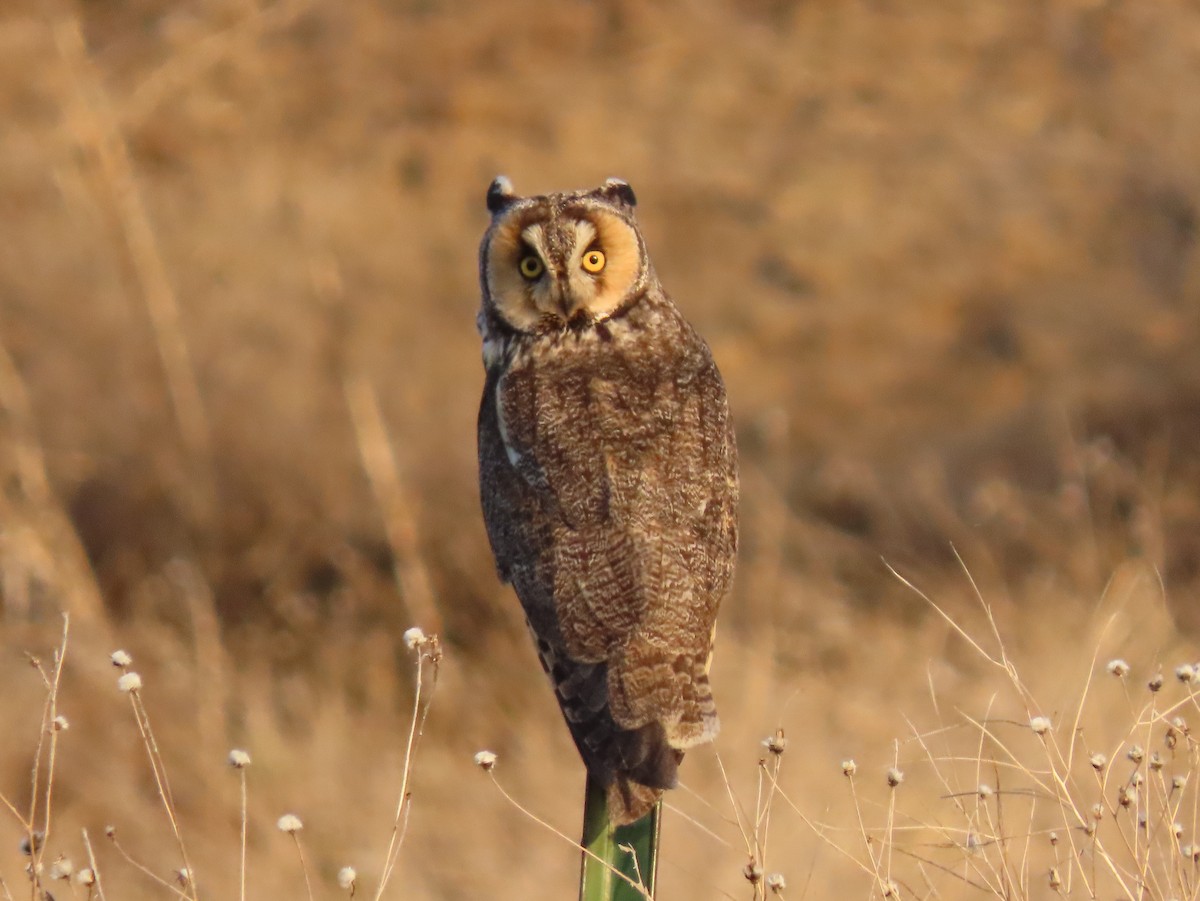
[2,1,1199,898]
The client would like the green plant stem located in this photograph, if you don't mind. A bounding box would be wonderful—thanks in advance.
[579,774,659,900]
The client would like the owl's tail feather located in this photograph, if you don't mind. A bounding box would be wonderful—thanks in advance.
[605,721,684,825]
[607,777,662,826]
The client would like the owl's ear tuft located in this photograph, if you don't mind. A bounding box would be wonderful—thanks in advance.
[487,176,518,214]
[598,178,637,209]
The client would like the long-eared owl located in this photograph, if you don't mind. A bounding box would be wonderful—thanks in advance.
[476,177,739,824]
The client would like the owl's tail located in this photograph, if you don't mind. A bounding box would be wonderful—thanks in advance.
[607,721,683,825]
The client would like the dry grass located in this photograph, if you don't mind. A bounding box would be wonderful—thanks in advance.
[1,0,1199,898]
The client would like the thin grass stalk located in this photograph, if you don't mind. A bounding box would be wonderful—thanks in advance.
[373,633,440,899]
[238,768,247,901]
[288,833,315,901]
[124,688,199,901]
[81,829,106,901]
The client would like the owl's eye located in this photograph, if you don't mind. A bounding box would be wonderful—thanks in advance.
[581,250,606,274]
[519,255,544,279]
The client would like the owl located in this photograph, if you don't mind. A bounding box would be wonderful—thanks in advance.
[476,177,739,825]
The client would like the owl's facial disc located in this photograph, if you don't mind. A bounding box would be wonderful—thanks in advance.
[486,208,642,332]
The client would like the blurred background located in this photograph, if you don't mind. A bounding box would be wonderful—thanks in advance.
[1,1,1199,897]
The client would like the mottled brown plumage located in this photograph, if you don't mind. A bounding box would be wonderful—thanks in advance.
[476,177,738,824]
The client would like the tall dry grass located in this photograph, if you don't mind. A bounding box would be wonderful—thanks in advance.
[1,1,1199,897]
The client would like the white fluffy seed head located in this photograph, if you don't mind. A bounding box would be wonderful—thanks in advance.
[228,749,251,768]
[1149,673,1164,692]
[977,783,994,799]
[117,672,142,693]
[1107,658,1130,677]
[51,715,69,732]
[1176,664,1196,684]
[337,866,357,890]
[1127,744,1144,763]
[887,767,904,788]
[841,759,857,777]
[403,627,427,650]
[175,868,191,887]
[49,857,73,880]
[766,872,786,893]
[110,650,132,667]
[1090,752,1106,770]
[474,750,497,771]
[276,814,304,834]
[75,868,95,886]
[1030,716,1051,735]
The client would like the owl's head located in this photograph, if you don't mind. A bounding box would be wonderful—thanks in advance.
[479,177,651,332]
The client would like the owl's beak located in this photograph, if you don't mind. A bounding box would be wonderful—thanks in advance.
[553,272,578,318]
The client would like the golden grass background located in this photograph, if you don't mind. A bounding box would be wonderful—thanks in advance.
[2,1,1200,897]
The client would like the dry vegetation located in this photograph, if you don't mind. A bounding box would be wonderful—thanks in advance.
[2,0,1199,898]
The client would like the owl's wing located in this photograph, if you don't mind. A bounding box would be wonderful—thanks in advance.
[486,331,737,749]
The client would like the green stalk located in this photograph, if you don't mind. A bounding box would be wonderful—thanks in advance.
[579,774,660,900]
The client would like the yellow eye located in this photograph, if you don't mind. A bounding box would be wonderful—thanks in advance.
[581,250,606,273]
[519,255,544,279]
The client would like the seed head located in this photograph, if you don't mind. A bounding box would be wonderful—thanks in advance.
[841,758,857,777]
[762,729,787,755]
[887,767,905,788]
[1173,774,1189,791]
[766,872,786,894]
[52,715,69,732]
[175,868,191,887]
[1173,822,1184,839]
[117,672,142,693]
[19,832,43,855]
[1090,752,1106,770]
[228,749,252,768]
[276,814,304,834]
[1176,664,1196,684]
[75,868,95,886]
[1107,659,1130,677]
[1149,752,1164,771]
[474,750,498,771]
[1030,716,1051,736]
[110,650,132,667]
[1049,831,1059,846]
[743,861,763,884]
[338,866,357,892]
[1127,744,1145,763]
[1049,867,1062,889]
[1149,673,1164,692]
[403,627,427,650]
[49,857,73,880]
[977,784,994,799]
